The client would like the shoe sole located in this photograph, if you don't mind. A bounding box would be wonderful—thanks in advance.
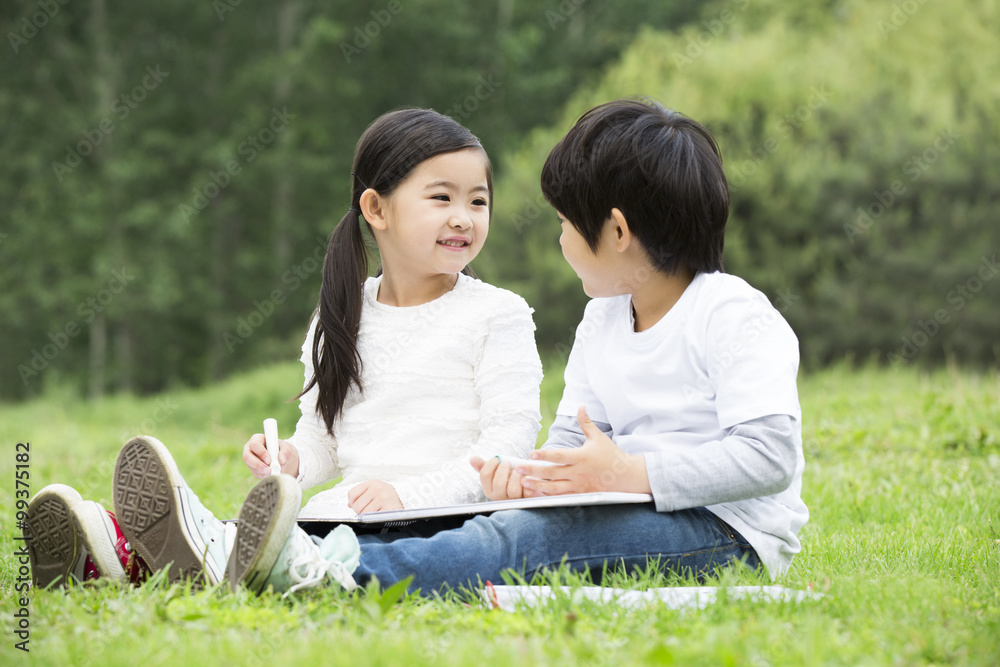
[25,485,84,588]
[113,436,221,585]
[71,501,126,582]
[227,475,301,594]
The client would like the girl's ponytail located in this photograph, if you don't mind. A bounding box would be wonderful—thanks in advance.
[298,204,369,435]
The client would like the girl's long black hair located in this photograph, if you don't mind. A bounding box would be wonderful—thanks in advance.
[299,108,492,435]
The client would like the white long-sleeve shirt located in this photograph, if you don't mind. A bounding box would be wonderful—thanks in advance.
[551,271,808,578]
[291,273,543,519]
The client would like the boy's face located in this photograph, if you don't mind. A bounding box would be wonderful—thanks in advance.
[558,214,621,298]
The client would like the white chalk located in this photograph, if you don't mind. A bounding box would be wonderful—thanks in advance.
[263,418,280,475]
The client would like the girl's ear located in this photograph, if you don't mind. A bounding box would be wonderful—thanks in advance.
[609,207,632,254]
[360,188,388,230]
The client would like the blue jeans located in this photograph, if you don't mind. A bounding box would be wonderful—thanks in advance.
[352,505,759,595]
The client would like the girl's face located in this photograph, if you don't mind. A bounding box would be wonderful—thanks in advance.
[372,148,490,280]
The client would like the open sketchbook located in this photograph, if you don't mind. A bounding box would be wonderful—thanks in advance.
[295,492,654,526]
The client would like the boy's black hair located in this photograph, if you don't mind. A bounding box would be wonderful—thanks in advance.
[540,99,728,275]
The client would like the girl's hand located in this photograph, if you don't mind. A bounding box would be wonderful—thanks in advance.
[348,479,403,513]
[242,434,299,479]
[470,456,528,500]
[517,406,652,496]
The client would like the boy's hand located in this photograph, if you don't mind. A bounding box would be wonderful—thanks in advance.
[348,479,403,513]
[243,434,299,479]
[518,406,651,496]
[471,456,526,500]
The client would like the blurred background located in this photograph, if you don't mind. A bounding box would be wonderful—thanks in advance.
[2,0,997,402]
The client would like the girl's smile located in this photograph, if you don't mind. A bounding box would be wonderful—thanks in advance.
[437,236,472,250]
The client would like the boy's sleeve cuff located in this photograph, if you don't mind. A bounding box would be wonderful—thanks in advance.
[644,451,676,512]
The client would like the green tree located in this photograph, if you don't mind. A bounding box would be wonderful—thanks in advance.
[1,0,704,400]
[483,0,1000,369]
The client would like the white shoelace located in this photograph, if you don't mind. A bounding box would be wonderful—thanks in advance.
[284,535,358,597]
[222,522,238,561]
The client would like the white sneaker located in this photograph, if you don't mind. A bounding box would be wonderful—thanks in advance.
[114,436,236,585]
[26,484,151,588]
[228,475,360,596]
[25,484,88,587]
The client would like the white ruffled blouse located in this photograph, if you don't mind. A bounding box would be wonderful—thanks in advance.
[290,274,543,519]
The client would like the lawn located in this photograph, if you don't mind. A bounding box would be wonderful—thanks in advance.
[1,360,998,665]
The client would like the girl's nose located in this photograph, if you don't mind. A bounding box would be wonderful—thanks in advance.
[449,212,473,229]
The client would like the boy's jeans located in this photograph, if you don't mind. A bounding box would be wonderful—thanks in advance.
[352,504,759,594]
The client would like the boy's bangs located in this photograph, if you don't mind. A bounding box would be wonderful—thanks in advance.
[540,128,603,251]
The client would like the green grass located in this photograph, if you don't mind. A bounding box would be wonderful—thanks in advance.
[1,361,998,665]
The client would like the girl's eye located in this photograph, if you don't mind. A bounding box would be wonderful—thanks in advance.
[473,198,488,207]
[432,195,450,202]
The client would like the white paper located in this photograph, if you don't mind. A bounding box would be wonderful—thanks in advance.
[481,585,822,612]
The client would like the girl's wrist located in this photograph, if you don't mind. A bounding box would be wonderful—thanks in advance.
[286,445,300,478]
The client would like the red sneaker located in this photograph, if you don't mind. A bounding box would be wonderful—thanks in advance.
[25,484,150,588]
[72,502,151,585]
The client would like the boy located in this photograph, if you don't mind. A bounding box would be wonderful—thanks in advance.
[125,99,808,594]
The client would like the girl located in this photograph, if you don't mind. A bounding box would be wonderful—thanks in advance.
[27,108,543,588]
[240,107,544,519]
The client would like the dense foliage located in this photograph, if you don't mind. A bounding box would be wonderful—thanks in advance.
[1,0,700,399]
[482,0,1000,368]
[3,0,997,400]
